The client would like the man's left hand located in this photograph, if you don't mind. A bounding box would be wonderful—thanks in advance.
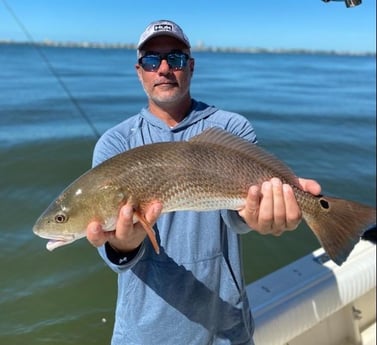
[238,177,321,235]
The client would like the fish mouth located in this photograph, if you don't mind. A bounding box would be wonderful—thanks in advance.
[34,232,77,251]
[46,238,76,251]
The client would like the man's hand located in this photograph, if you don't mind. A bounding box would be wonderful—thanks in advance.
[238,177,321,235]
[87,201,163,252]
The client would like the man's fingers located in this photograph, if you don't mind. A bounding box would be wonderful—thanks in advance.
[258,181,274,231]
[239,178,304,236]
[298,177,321,195]
[145,202,163,224]
[271,178,286,231]
[116,203,135,241]
[87,221,109,247]
[282,184,302,230]
[248,186,260,215]
[238,185,260,228]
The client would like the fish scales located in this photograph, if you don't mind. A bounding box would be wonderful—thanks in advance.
[33,128,376,265]
[104,137,296,211]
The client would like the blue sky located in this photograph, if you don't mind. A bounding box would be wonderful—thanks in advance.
[1,0,375,52]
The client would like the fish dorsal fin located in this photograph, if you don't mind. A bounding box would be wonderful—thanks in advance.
[190,127,255,151]
[189,127,299,186]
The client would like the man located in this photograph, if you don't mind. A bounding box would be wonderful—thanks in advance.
[87,20,320,345]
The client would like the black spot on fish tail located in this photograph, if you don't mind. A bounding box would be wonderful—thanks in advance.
[319,198,330,209]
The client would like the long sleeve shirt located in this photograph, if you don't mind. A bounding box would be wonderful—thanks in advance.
[92,100,257,345]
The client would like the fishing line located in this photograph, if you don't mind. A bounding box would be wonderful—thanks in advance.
[2,0,101,139]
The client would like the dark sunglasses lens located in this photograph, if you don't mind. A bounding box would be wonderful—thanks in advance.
[167,53,188,70]
[140,55,161,71]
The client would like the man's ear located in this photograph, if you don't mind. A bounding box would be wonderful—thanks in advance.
[189,58,195,74]
[135,64,143,82]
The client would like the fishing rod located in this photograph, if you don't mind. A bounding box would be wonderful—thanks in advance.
[2,0,101,139]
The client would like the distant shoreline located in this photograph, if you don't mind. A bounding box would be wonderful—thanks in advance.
[1,40,375,57]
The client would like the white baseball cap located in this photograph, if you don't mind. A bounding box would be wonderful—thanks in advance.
[137,20,191,53]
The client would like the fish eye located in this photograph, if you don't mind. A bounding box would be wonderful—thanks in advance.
[54,212,68,223]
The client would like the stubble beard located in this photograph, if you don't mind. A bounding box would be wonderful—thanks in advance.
[144,85,190,107]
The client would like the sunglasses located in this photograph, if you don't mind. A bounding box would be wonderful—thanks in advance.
[138,51,190,72]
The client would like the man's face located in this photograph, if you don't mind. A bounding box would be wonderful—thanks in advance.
[136,36,194,106]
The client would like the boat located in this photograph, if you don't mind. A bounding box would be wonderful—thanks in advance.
[247,241,376,345]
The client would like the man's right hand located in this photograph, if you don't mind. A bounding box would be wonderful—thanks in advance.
[86,201,163,253]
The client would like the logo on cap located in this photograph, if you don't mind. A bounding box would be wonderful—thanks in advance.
[153,24,173,32]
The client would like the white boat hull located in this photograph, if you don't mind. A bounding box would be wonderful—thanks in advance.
[247,241,376,345]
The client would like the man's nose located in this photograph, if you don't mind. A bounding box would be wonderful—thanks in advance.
[158,58,171,73]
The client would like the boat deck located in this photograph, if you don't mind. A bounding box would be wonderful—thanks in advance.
[247,241,376,345]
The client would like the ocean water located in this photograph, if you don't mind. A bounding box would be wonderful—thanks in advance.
[0,44,375,344]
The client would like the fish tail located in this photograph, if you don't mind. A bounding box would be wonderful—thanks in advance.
[134,210,160,254]
[304,196,376,265]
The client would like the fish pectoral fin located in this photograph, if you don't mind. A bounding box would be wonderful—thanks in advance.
[134,211,160,255]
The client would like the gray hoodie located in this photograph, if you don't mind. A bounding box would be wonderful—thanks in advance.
[93,100,257,345]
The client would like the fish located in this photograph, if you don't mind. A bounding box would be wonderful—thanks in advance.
[33,127,376,265]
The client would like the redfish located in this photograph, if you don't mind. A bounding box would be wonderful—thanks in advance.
[33,128,376,265]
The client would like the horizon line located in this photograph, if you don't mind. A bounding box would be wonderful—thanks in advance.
[0,39,375,56]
